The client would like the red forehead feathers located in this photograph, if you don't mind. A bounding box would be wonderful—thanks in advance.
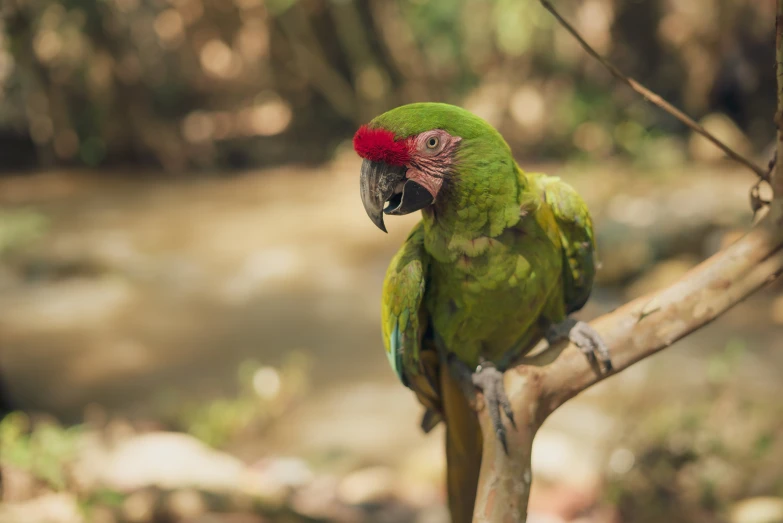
[353,125,411,166]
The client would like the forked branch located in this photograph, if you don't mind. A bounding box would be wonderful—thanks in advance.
[472,217,783,523]
[470,3,783,522]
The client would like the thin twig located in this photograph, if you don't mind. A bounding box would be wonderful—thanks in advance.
[539,0,770,183]
[473,212,783,523]
[469,5,783,522]
[750,155,776,219]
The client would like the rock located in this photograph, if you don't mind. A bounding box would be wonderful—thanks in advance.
[122,489,158,522]
[0,493,84,523]
[77,432,245,492]
[730,497,783,523]
[290,475,337,517]
[238,472,287,509]
[241,456,314,508]
[248,456,313,488]
[337,466,396,506]
[166,489,207,519]
[291,475,362,522]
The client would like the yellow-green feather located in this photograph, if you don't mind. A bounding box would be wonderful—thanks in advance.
[535,174,597,313]
[381,223,428,383]
[374,103,597,523]
[376,102,596,379]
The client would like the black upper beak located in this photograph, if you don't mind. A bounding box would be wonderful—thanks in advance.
[359,159,434,233]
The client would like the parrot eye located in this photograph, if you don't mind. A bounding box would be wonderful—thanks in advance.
[426,136,439,149]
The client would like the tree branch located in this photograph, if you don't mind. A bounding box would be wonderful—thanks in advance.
[472,218,783,523]
[538,0,770,183]
[469,3,783,522]
[538,221,783,414]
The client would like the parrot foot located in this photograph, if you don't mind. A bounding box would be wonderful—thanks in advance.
[447,354,516,454]
[546,318,613,373]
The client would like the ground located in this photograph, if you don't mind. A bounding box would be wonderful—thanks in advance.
[0,155,781,523]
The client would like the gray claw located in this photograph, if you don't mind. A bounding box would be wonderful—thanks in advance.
[471,361,515,455]
[447,354,516,454]
[547,318,613,372]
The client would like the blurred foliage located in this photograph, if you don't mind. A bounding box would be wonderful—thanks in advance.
[172,352,311,448]
[0,412,82,490]
[604,340,783,523]
[0,0,775,171]
[0,208,48,256]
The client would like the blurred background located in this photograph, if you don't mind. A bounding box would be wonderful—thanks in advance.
[0,0,782,522]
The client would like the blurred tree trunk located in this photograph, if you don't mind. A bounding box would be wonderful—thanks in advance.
[3,1,56,167]
[0,377,14,417]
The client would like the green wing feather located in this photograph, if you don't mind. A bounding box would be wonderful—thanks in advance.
[536,174,597,314]
[381,223,429,384]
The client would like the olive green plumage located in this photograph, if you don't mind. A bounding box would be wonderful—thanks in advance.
[378,103,597,379]
[381,223,428,382]
[374,103,597,523]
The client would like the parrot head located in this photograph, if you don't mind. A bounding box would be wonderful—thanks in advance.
[353,102,511,232]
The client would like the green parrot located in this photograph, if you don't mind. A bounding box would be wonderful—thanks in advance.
[355,103,611,522]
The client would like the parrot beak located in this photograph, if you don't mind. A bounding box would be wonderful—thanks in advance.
[360,159,434,233]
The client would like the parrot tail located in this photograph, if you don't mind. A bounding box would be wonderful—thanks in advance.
[441,365,483,523]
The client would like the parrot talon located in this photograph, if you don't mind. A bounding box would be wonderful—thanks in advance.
[472,362,515,454]
[546,319,613,373]
[447,356,515,455]
[475,362,516,429]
